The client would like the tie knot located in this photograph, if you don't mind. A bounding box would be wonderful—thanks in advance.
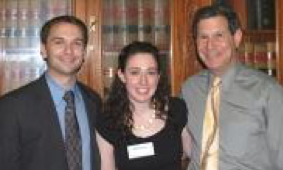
[63,91,75,103]
[212,77,221,87]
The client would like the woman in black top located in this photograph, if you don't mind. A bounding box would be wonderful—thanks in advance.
[96,41,191,170]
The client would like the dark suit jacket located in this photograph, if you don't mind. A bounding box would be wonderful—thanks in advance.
[0,75,101,170]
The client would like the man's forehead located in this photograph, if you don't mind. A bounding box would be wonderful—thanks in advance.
[197,17,229,32]
[197,28,229,35]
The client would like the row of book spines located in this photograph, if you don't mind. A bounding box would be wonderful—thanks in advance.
[0,0,72,52]
[1,1,70,14]
[238,41,276,76]
[0,0,71,27]
[102,24,170,51]
[102,1,170,30]
[103,0,169,19]
[102,0,170,52]
[246,0,275,30]
[0,60,44,95]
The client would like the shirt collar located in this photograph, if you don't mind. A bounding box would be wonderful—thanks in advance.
[218,62,242,93]
[203,62,242,92]
[45,73,78,106]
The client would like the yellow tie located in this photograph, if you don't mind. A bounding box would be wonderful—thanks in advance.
[201,77,221,170]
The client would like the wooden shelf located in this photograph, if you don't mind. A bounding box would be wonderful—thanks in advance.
[243,30,275,42]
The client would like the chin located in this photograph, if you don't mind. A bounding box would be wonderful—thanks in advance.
[130,98,151,104]
[205,60,222,68]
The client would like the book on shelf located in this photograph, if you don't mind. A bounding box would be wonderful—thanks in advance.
[111,0,128,51]
[253,42,267,71]
[238,41,254,68]
[266,42,276,76]
[246,0,275,30]
[102,0,115,52]
[238,41,276,77]
[137,0,153,43]
[152,0,170,51]
[5,0,18,55]
[17,0,29,50]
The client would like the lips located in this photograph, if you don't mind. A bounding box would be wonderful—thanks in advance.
[136,88,150,94]
[204,49,220,57]
[60,56,79,64]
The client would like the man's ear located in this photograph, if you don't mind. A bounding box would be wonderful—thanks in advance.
[233,29,243,48]
[40,43,47,61]
[117,69,125,83]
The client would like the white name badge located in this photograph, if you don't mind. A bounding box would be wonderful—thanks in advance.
[127,142,155,159]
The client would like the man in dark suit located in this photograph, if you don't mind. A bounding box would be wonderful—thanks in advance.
[0,15,101,170]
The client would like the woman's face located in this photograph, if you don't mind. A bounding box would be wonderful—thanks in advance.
[118,52,160,105]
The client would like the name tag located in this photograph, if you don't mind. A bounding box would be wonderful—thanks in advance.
[127,142,155,159]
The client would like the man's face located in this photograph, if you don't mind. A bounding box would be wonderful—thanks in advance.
[196,16,242,76]
[41,22,85,81]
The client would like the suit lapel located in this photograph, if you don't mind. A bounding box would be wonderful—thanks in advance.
[34,76,68,167]
[79,84,101,170]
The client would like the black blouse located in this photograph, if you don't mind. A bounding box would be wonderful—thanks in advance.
[96,97,188,170]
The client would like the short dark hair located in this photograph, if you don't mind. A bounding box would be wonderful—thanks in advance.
[40,15,88,46]
[192,5,241,39]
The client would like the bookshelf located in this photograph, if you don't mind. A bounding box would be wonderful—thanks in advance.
[100,0,171,95]
[3,0,282,97]
[0,0,215,97]
[0,0,72,94]
[225,0,280,80]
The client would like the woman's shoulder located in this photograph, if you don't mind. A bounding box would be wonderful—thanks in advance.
[169,97,187,111]
[96,110,121,145]
[168,97,188,127]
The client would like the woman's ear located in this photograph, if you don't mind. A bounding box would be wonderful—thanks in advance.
[117,69,125,83]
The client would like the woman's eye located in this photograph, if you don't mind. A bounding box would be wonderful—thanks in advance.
[129,70,139,75]
[148,70,158,75]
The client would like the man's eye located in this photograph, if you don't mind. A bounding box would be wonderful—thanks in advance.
[54,40,63,45]
[129,71,139,75]
[215,33,223,38]
[197,36,208,43]
[198,35,207,40]
[74,41,84,46]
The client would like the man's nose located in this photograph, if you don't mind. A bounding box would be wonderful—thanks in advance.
[206,37,216,50]
[64,44,73,54]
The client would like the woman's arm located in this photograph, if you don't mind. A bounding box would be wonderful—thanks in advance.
[182,125,192,158]
[96,132,116,170]
[181,125,192,169]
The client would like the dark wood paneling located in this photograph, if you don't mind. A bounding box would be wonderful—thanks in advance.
[170,0,211,95]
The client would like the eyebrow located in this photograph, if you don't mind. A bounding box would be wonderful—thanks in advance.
[49,37,84,42]
[127,67,158,70]
[198,29,228,35]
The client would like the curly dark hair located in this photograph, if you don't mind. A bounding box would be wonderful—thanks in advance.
[192,4,241,40]
[103,41,171,138]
